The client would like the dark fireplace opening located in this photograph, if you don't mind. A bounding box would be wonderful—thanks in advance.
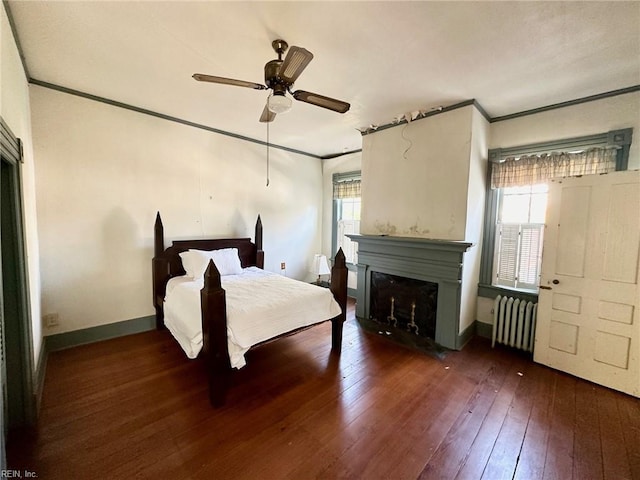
[370,271,438,340]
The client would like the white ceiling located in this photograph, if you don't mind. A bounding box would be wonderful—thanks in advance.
[8,1,640,158]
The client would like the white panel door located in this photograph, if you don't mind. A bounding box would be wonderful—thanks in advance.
[535,170,640,397]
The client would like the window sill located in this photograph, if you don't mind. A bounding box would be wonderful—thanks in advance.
[477,284,538,303]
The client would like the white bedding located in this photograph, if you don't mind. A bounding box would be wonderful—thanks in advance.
[163,267,342,368]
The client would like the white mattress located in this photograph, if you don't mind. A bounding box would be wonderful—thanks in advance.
[163,267,342,368]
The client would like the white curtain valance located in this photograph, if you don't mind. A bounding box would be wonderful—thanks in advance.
[333,179,361,199]
[491,147,617,189]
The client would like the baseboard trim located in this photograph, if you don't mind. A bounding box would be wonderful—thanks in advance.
[457,321,476,349]
[475,321,493,339]
[45,315,156,352]
[33,342,48,416]
[456,320,494,349]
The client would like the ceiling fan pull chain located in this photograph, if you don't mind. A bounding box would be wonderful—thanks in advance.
[266,121,270,187]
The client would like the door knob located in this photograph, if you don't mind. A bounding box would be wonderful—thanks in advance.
[552,279,560,285]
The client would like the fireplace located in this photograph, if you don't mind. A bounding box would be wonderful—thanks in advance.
[348,234,473,350]
[370,272,438,339]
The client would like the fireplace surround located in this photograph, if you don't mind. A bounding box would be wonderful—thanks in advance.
[370,272,438,339]
[348,234,473,350]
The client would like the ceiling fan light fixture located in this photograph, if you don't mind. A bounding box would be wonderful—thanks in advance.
[267,93,292,114]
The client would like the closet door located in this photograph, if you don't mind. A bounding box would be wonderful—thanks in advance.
[535,170,640,397]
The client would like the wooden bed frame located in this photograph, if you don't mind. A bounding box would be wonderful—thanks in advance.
[152,212,348,406]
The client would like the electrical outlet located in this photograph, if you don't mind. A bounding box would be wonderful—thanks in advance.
[280,262,286,270]
[43,313,59,328]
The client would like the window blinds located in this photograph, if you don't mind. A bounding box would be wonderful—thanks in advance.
[496,224,519,288]
[518,225,543,290]
[337,219,360,264]
[495,223,544,291]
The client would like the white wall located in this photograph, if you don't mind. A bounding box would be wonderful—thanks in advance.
[359,104,489,338]
[490,91,640,169]
[459,108,489,334]
[361,107,474,240]
[477,91,640,328]
[321,151,362,289]
[1,8,43,367]
[31,86,324,335]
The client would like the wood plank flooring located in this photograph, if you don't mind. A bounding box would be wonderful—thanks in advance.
[8,300,640,479]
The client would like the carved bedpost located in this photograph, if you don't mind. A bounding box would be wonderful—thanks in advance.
[201,260,231,407]
[255,214,264,269]
[330,248,348,351]
[154,212,164,257]
[152,212,167,330]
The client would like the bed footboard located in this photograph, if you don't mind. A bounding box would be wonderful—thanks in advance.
[200,248,349,407]
[201,260,231,407]
[330,248,348,351]
[153,213,168,329]
[200,250,348,407]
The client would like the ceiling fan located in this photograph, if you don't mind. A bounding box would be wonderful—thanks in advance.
[193,39,350,123]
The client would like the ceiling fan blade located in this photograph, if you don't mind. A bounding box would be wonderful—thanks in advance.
[292,90,350,113]
[192,74,267,90]
[259,104,276,123]
[278,46,314,84]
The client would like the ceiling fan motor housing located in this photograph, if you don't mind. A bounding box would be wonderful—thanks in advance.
[264,60,288,95]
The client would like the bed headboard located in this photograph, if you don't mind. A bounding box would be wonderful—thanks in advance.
[152,212,264,329]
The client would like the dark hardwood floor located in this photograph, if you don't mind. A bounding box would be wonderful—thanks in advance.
[8,299,640,479]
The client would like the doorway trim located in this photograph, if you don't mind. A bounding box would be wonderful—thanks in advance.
[0,116,36,432]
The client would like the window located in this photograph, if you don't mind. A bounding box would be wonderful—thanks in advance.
[332,172,361,265]
[336,197,360,264]
[493,184,547,291]
[478,128,632,299]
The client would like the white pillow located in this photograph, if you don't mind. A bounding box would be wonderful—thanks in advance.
[179,248,242,279]
[178,250,209,279]
[209,248,243,276]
